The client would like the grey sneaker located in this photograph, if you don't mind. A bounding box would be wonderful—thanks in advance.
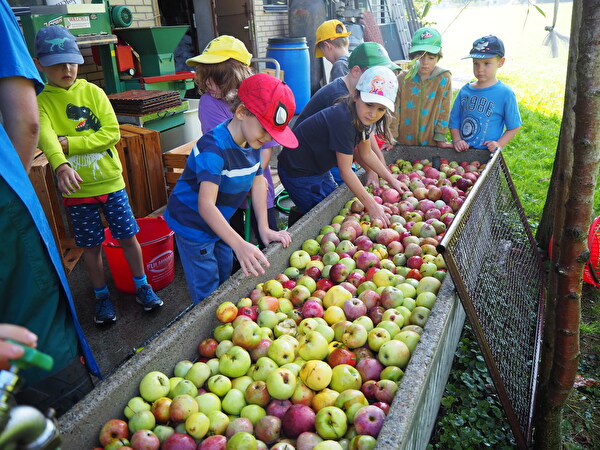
[94,295,116,324]
[136,284,164,311]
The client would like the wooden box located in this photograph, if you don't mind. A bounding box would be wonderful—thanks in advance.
[162,139,196,196]
[28,154,83,274]
[115,124,167,217]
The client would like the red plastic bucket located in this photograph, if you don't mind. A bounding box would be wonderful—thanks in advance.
[103,217,175,294]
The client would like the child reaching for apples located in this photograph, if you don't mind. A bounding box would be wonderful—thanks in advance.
[186,36,279,250]
[277,66,404,227]
[164,74,295,304]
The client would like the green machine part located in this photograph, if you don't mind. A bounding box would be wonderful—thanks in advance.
[19,2,133,94]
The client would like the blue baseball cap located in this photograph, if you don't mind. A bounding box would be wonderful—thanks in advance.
[35,26,84,66]
[464,35,505,59]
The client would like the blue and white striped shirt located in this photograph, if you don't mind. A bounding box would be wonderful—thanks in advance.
[165,120,263,242]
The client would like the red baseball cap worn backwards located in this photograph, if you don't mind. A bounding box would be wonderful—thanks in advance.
[238,74,298,148]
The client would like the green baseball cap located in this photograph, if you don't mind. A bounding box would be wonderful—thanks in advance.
[348,42,400,71]
[410,27,442,55]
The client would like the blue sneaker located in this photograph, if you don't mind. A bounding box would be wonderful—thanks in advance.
[94,295,116,324]
[136,284,164,311]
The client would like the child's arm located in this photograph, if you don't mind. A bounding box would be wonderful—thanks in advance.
[337,151,390,228]
[250,174,291,248]
[484,126,521,152]
[55,163,83,195]
[450,128,469,152]
[197,181,270,277]
[62,85,120,156]
[355,139,408,193]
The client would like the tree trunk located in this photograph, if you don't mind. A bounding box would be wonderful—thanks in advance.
[534,1,600,448]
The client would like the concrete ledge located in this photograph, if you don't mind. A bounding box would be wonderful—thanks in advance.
[58,146,489,449]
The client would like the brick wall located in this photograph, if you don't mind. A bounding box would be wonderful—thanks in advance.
[252,0,288,58]
[78,0,160,88]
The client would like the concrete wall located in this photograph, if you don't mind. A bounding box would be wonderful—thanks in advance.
[57,146,490,449]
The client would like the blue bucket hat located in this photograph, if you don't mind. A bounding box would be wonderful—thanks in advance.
[464,35,505,59]
[35,26,84,66]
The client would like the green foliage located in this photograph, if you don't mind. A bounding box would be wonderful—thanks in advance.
[428,325,516,449]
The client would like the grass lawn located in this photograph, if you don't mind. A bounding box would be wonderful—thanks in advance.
[424,2,600,448]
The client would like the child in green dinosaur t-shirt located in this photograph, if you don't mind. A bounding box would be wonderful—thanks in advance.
[34,25,163,324]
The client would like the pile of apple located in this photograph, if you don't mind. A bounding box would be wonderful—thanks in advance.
[96,158,483,450]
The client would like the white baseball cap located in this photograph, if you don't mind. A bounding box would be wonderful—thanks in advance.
[355,66,398,111]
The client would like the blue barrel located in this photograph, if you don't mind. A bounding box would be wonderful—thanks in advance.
[266,37,310,112]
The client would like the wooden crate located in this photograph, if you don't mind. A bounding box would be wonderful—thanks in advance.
[29,154,83,275]
[163,139,196,195]
[115,125,167,217]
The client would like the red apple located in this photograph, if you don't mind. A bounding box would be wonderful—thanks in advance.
[99,419,129,447]
[197,338,218,359]
[281,404,316,438]
[327,347,357,368]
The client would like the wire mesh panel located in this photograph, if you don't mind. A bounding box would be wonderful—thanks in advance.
[438,151,545,449]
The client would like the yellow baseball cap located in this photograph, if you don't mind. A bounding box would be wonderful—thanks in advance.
[315,20,351,57]
[186,35,252,66]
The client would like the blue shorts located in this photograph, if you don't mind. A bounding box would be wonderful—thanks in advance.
[175,233,233,305]
[278,165,338,215]
[67,189,139,248]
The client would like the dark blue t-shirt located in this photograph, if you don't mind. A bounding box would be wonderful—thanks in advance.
[279,103,362,177]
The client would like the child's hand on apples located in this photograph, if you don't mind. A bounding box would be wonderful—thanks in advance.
[260,228,292,249]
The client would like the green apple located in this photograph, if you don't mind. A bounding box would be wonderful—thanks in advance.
[226,431,257,450]
[219,346,252,378]
[323,306,346,325]
[376,320,400,338]
[237,297,253,308]
[402,297,417,311]
[216,340,235,358]
[266,368,297,400]
[104,438,131,450]
[267,337,296,366]
[315,323,335,343]
[332,321,352,342]
[129,410,156,433]
[342,323,368,349]
[195,392,221,415]
[274,318,297,338]
[380,365,404,383]
[139,371,170,402]
[170,379,198,398]
[213,323,235,342]
[297,275,317,293]
[298,331,329,361]
[419,261,438,277]
[353,316,374,332]
[124,396,151,419]
[315,406,348,439]
[367,327,391,352]
[416,276,442,295]
[232,375,254,393]
[249,357,279,381]
[258,310,279,329]
[302,238,321,256]
[299,360,333,391]
[173,360,194,378]
[329,364,362,392]
[168,377,184,397]
[335,389,368,423]
[283,266,301,279]
[152,424,174,443]
[416,291,437,309]
[222,388,247,415]
[298,318,319,335]
[206,358,220,376]
[241,404,267,425]
[207,374,232,397]
[322,251,341,266]
[208,410,230,435]
[378,339,411,368]
[372,268,396,288]
[314,440,344,450]
[289,250,311,269]
[278,298,294,314]
[280,362,301,377]
[395,329,421,354]
[323,285,352,309]
[263,279,284,298]
[185,411,210,439]
[185,361,211,388]
[232,320,262,350]
[381,308,405,329]
[409,306,431,327]
[396,282,417,299]
[356,281,378,296]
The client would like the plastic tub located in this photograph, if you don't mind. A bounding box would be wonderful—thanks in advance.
[103,217,175,294]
